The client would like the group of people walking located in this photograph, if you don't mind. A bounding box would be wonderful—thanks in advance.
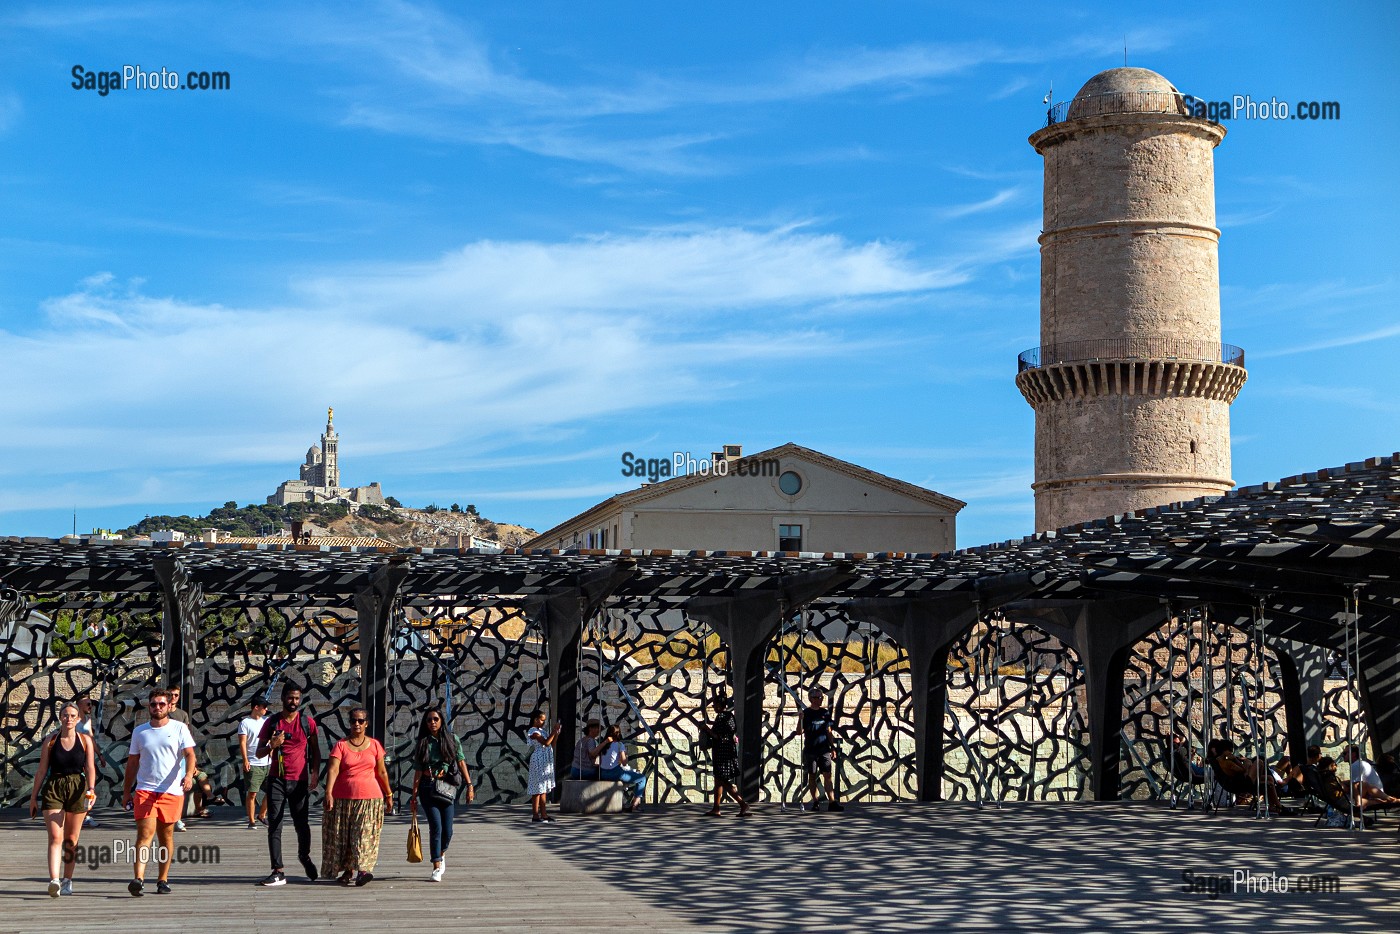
[29,682,844,896]
[29,683,475,896]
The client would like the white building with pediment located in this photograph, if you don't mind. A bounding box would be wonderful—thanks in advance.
[527,443,963,554]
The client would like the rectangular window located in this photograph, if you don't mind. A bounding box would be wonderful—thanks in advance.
[778,524,802,552]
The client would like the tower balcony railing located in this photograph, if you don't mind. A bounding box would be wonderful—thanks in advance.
[1044,90,1205,127]
[1017,338,1245,372]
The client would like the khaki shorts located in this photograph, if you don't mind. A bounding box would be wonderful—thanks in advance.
[41,773,87,813]
[245,764,269,797]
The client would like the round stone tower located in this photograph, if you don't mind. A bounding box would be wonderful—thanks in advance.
[1017,67,1247,531]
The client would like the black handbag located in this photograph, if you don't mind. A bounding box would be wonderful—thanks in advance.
[428,766,460,806]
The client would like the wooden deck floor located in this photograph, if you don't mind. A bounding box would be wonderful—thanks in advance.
[0,802,1397,931]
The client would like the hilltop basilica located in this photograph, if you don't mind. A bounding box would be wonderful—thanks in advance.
[266,408,386,507]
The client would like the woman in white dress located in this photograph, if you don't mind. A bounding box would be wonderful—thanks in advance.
[525,710,561,823]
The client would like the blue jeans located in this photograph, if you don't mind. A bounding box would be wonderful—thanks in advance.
[419,798,454,862]
[600,766,646,803]
[570,766,601,780]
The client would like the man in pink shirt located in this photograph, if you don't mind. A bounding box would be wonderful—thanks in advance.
[256,685,321,886]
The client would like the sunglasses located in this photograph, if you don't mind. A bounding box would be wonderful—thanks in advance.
[350,717,368,724]
[149,701,169,707]
[427,716,442,722]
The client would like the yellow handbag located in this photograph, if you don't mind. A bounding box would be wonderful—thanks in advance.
[407,810,423,863]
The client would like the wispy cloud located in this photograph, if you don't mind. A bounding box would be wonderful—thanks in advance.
[0,224,962,506]
[1253,322,1400,359]
[939,188,1022,220]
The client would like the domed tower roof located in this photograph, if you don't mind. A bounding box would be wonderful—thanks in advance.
[1066,66,1184,120]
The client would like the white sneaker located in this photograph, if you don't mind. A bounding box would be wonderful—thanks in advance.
[175,820,187,832]
[47,879,60,898]
[430,866,444,882]
[60,879,73,896]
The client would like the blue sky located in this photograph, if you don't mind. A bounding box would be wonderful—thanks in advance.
[1,1,1397,546]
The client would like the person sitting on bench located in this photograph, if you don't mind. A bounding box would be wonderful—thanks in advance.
[1207,739,1281,813]
[1343,745,1388,793]
[596,724,647,813]
[570,720,604,781]
[1319,755,1400,812]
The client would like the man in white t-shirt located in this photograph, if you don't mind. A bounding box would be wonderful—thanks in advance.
[122,689,195,897]
[238,698,271,829]
[1345,744,1385,790]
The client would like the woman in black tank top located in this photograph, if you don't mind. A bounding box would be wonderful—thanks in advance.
[29,703,96,896]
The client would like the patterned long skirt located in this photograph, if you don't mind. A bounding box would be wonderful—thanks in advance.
[322,797,385,875]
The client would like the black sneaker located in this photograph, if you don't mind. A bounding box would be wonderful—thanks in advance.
[354,871,374,887]
[300,857,319,882]
[259,871,287,887]
[827,802,845,812]
[155,881,172,895]
[128,880,144,897]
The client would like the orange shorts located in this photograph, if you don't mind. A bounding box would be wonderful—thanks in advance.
[133,790,184,823]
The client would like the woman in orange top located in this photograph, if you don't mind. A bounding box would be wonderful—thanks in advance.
[322,707,393,886]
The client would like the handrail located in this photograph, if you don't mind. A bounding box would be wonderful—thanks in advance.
[1018,339,1245,372]
[1044,89,1201,127]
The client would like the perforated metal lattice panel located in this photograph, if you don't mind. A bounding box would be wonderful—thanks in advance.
[0,593,163,807]
[944,618,1090,802]
[760,606,915,804]
[1119,613,1289,802]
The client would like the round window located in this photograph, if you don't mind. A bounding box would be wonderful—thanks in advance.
[778,471,803,496]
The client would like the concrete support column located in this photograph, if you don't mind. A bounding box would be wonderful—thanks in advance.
[847,596,978,801]
[1020,597,1165,800]
[528,562,637,790]
[354,557,409,743]
[687,567,854,802]
[1267,636,1327,762]
[153,558,204,696]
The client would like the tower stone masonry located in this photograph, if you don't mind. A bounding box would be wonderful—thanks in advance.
[1017,67,1247,531]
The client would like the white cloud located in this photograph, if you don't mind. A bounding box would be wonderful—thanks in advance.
[939,188,1022,220]
[0,226,959,509]
[1253,322,1400,360]
[296,226,955,320]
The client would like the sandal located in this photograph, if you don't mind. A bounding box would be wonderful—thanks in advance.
[195,809,212,818]
[338,871,354,886]
[704,809,722,817]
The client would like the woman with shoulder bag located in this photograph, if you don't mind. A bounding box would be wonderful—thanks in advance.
[409,708,473,882]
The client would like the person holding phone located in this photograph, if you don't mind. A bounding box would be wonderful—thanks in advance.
[525,710,561,823]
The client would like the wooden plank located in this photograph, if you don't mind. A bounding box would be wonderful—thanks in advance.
[0,803,1397,931]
